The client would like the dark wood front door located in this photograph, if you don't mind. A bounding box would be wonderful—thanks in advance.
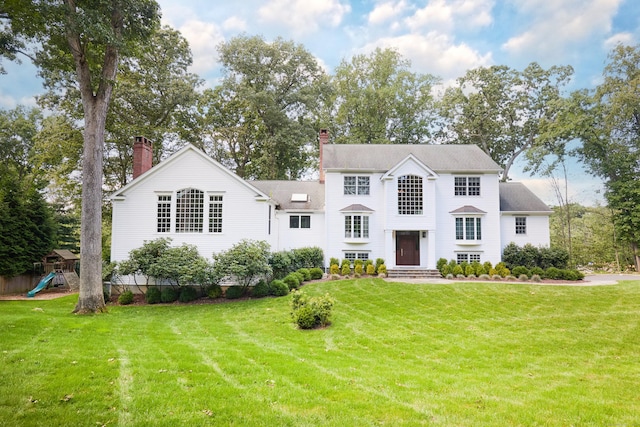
[396,231,420,266]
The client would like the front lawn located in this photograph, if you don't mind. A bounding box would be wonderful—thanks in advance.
[1,279,639,426]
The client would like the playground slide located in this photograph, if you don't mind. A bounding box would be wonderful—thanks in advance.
[27,272,56,298]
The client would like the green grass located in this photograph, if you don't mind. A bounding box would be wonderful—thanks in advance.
[1,279,640,426]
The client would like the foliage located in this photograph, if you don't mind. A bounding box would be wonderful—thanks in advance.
[452,264,463,276]
[118,290,134,305]
[296,268,311,281]
[145,287,161,304]
[375,258,385,273]
[512,266,530,277]
[269,251,292,280]
[148,244,212,287]
[354,264,364,275]
[366,264,376,275]
[377,264,387,276]
[341,263,351,276]
[290,290,335,329]
[178,286,199,303]
[331,47,439,144]
[283,274,300,290]
[329,257,339,267]
[329,264,340,275]
[225,285,245,300]
[251,280,271,298]
[438,62,574,180]
[290,247,324,270]
[160,287,179,303]
[437,258,448,275]
[309,268,324,280]
[502,242,568,270]
[199,35,327,180]
[206,284,223,299]
[213,239,271,289]
[269,280,289,297]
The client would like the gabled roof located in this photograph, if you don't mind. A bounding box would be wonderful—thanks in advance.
[499,182,552,213]
[110,144,272,202]
[450,205,486,214]
[381,153,438,180]
[322,144,502,173]
[251,180,324,211]
[340,204,374,212]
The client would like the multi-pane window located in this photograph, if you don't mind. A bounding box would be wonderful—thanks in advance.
[209,195,223,233]
[455,217,482,240]
[398,175,423,215]
[344,176,370,195]
[515,217,527,235]
[157,195,171,233]
[176,188,204,233]
[290,215,311,229]
[457,253,481,263]
[345,215,369,238]
[454,176,481,196]
[344,252,369,263]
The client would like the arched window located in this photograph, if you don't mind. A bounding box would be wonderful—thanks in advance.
[397,175,423,215]
[176,188,204,232]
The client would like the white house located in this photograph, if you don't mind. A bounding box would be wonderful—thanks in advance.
[110,134,551,275]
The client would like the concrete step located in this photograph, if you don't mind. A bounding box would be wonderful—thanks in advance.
[387,269,442,279]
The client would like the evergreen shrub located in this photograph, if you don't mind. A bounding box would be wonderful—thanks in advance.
[206,284,223,299]
[270,280,289,296]
[118,290,134,305]
[309,267,324,280]
[251,280,271,298]
[161,287,179,303]
[225,285,245,299]
[178,286,199,303]
[145,287,161,304]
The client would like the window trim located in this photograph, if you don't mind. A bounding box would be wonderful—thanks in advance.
[515,216,527,235]
[397,174,423,215]
[455,216,482,243]
[156,194,172,233]
[208,194,223,233]
[343,175,370,196]
[175,188,204,233]
[344,214,370,240]
[454,176,481,196]
[289,214,311,229]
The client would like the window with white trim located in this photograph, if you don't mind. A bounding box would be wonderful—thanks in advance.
[290,215,311,229]
[344,176,370,195]
[454,176,481,196]
[157,195,171,233]
[455,217,482,241]
[209,195,223,233]
[515,217,527,235]
[398,174,423,215]
[344,252,369,262]
[457,253,481,263]
[345,215,369,238]
[176,188,204,233]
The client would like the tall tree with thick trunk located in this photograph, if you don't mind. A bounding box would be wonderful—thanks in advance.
[1,0,160,313]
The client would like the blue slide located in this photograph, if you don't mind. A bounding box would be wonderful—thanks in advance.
[27,272,56,298]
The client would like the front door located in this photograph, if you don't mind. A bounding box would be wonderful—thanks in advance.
[396,231,420,266]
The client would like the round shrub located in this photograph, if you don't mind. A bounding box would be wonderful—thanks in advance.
[252,280,271,298]
[292,271,306,284]
[545,267,562,280]
[161,287,179,303]
[354,264,364,275]
[512,266,531,277]
[437,258,448,275]
[292,305,316,329]
[329,264,340,275]
[452,265,463,276]
[297,268,311,281]
[118,290,134,305]
[225,285,245,299]
[270,280,289,296]
[366,264,375,275]
[445,273,454,280]
[479,274,491,280]
[492,274,502,280]
[341,263,351,276]
[283,274,300,290]
[531,274,542,282]
[178,286,199,303]
[206,284,223,299]
[530,266,545,278]
[377,264,387,275]
[145,287,161,304]
[309,267,324,280]
[518,274,529,281]
[329,257,340,268]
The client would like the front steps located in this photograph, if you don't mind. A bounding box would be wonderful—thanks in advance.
[387,268,442,279]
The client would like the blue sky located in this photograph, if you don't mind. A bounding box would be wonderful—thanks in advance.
[2,0,639,206]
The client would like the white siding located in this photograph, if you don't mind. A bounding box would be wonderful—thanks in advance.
[273,211,325,253]
[500,214,550,249]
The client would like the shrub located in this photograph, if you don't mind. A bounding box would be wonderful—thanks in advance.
[456,274,466,280]
[354,263,364,275]
[290,247,324,270]
[492,274,502,280]
[161,287,179,303]
[283,274,301,290]
[530,266,545,278]
[206,284,223,299]
[296,268,311,281]
[445,273,454,280]
[252,280,271,298]
[437,258,448,275]
[375,258,385,273]
[479,274,491,280]
[483,261,493,273]
[145,287,162,304]
[290,290,335,329]
[518,274,529,281]
[452,264,463,276]
[269,251,292,280]
[309,267,324,280]
[341,263,351,276]
[531,274,542,282]
[225,285,245,299]
[179,286,199,303]
[464,264,474,277]
[292,271,305,284]
[213,239,272,288]
[495,262,510,278]
[377,264,387,276]
[364,259,374,270]
[329,257,340,267]
[118,290,134,305]
[512,266,531,277]
[471,261,484,276]
[270,280,289,296]
[366,264,375,275]
[545,267,562,280]
[354,259,364,268]
[329,264,340,275]
[341,259,350,268]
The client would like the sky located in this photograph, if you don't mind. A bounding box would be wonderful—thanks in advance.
[2,0,640,206]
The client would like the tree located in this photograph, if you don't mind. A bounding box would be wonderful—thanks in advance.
[577,44,640,271]
[199,35,327,179]
[331,47,439,144]
[438,63,574,180]
[1,1,161,313]
[212,240,272,290]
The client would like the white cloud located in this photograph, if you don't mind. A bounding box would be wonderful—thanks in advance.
[368,1,408,25]
[258,0,351,36]
[360,32,492,81]
[502,0,623,58]
[406,0,493,34]
[604,32,635,49]
[177,20,226,76]
[222,16,247,32]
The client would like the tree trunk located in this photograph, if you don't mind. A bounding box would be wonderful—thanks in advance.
[632,242,640,273]
[73,99,108,314]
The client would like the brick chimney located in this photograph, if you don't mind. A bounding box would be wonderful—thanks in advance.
[319,129,328,184]
[133,136,153,179]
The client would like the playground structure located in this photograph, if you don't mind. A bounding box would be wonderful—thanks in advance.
[27,250,80,297]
